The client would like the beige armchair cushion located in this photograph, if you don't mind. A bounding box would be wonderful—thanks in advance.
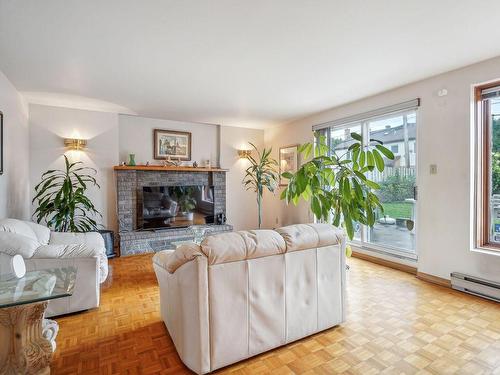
[201,230,286,265]
[276,223,344,251]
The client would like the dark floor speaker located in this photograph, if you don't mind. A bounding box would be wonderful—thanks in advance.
[98,230,116,258]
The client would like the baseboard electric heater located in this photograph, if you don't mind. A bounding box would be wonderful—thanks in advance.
[451,272,500,302]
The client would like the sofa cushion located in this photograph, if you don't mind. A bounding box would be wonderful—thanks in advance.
[201,230,286,265]
[34,243,101,258]
[153,243,202,273]
[24,221,51,245]
[276,223,344,251]
[50,231,105,253]
[0,231,39,258]
[0,218,39,242]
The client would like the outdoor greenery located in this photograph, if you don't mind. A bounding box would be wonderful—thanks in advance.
[32,155,101,232]
[377,173,415,203]
[280,132,394,239]
[492,118,500,194]
[380,202,412,219]
[242,143,279,228]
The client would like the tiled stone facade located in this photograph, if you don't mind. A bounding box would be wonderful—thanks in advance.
[116,169,231,256]
[119,224,233,256]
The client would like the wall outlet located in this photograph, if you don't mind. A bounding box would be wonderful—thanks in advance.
[437,88,448,97]
[430,164,438,174]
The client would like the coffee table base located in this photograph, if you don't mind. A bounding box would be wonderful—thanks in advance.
[0,301,58,375]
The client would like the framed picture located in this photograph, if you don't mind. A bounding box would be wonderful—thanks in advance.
[153,129,192,161]
[0,111,3,175]
[279,144,299,185]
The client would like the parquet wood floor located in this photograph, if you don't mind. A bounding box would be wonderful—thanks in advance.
[51,254,500,374]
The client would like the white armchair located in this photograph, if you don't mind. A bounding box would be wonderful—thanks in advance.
[0,218,108,317]
[153,223,346,374]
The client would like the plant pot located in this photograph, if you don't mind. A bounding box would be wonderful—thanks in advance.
[180,212,194,221]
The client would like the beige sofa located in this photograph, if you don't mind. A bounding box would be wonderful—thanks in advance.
[153,223,346,374]
[0,218,108,317]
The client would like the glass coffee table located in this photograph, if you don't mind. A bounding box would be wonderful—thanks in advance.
[0,267,77,375]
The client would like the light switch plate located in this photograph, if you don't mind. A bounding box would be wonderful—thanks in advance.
[430,164,438,174]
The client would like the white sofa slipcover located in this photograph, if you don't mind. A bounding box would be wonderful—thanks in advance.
[0,218,108,317]
[153,223,346,374]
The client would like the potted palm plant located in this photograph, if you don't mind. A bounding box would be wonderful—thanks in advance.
[242,143,279,228]
[32,155,116,257]
[33,155,101,232]
[281,132,394,240]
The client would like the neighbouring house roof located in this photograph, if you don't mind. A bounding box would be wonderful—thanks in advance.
[334,122,416,150]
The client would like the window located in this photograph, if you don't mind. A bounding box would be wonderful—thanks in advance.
[313,99,419,259]
[474,82,500,251]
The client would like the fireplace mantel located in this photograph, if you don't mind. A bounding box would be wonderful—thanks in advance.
[113,165,228,172]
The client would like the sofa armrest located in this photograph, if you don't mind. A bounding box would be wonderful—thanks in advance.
[153,253,210,374]
[34,244,100,258]
[25,257,100,317]
[153,243,203,274]
[34,244,109,284]
[49,231,105,253]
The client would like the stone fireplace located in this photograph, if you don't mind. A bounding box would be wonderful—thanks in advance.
[115,166,232,256]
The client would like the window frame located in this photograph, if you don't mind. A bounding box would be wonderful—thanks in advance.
[474,81,500,252]
[319,109,418,259]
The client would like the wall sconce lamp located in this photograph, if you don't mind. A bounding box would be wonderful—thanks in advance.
[64,138,87,150]
[237,149,251,158]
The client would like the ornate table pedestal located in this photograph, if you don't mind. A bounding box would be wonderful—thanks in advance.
[0,267,75,375]
[0,301,58,375]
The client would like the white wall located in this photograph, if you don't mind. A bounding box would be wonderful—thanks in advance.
[0,70,30,219]
[220,126,265,231]
[264,55,500,283]
[28,106,261,233]
[263,125,313,229]
[29,104,119,231]
[119,115,219,166]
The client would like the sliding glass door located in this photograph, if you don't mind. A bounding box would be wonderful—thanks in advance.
[324,109,418,259]
[365,111,417,257]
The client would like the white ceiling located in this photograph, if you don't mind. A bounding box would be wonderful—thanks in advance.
[2,0,500,129]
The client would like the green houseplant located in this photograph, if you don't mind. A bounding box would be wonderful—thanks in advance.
[242,143,279,228]
[33,155,101,232]
[281,132,394,239]
[172,186,198,219]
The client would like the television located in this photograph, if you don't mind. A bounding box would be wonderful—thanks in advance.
[141,185,215,230]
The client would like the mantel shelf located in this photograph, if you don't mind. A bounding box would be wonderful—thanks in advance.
[113,165,228,172]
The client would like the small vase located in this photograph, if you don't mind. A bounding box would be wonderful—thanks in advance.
[128,154,136,166]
